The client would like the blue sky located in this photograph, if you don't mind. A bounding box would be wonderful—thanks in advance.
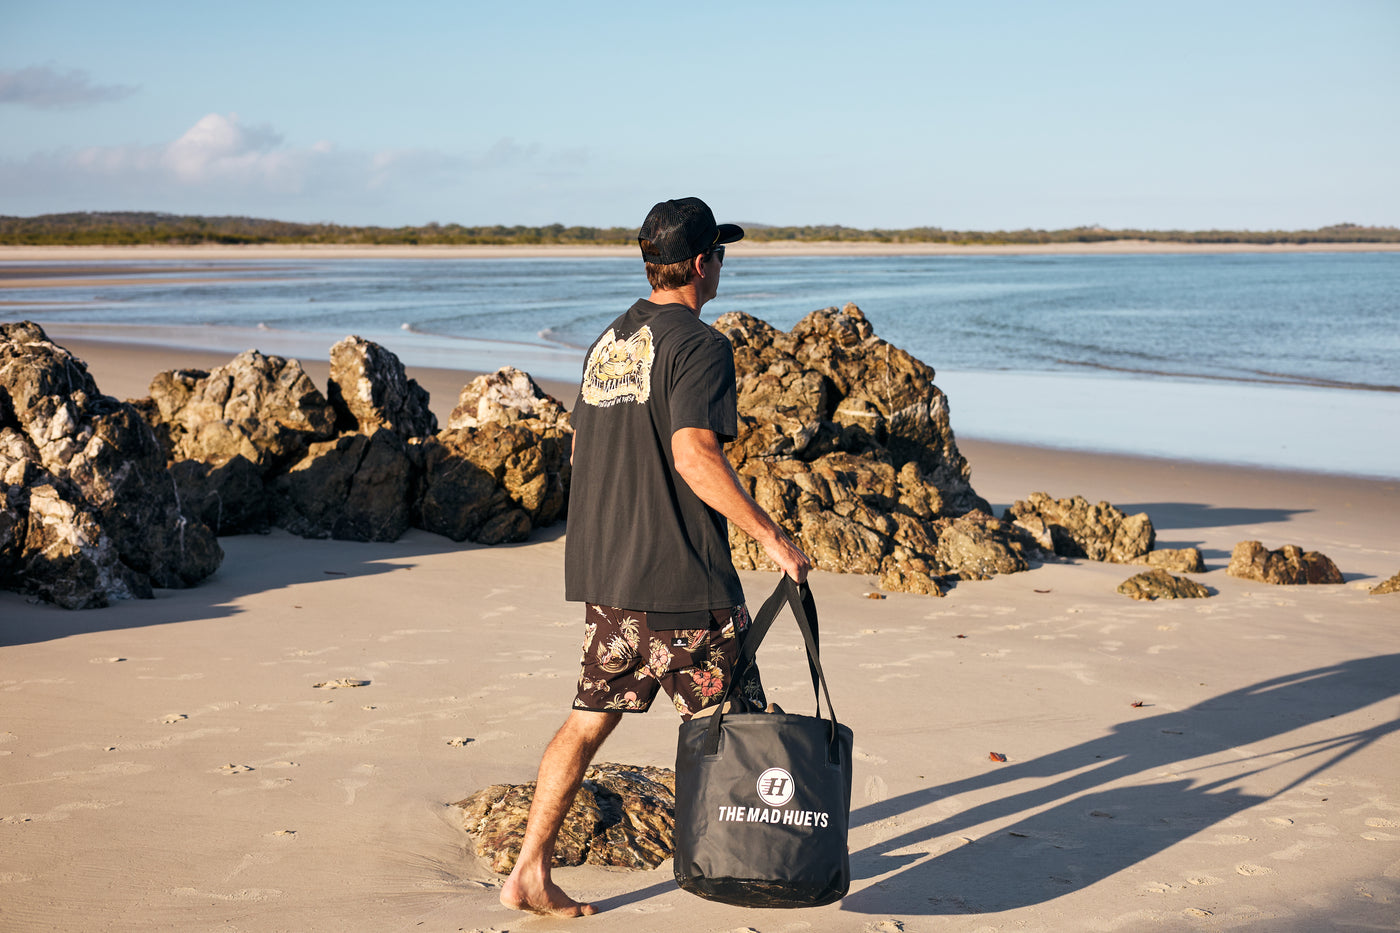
[3,0,1396,229]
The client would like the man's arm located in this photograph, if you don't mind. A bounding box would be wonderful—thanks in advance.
[671,427,811,582]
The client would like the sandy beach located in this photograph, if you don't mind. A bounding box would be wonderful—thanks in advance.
[2,339,1399,933]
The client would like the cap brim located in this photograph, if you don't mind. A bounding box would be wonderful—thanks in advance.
[715,223,744,245]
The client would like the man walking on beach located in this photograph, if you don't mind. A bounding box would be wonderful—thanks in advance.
[500,197,811,917]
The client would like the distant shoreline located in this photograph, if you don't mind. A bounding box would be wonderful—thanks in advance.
[4,240,1400,262]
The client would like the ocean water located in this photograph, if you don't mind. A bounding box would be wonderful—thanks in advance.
[8,252,1399,479]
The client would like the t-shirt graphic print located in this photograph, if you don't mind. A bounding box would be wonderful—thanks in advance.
[581,326,653,407]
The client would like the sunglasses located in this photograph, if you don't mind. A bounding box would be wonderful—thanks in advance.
[707,244,726,265]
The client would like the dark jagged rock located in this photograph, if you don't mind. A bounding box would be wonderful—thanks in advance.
[418,369,572,544]
[327,336,436,439]
[417,421,570,544]
[1005,492,1155,563]
[274,429,415,542]
[1372,572,1400,595]
[716,305,1024,591]
[454,763,675,874]
[1227,540,1344,585]
[1118,569,1211,601]
[0,322,221,607]
[141,350,338,535]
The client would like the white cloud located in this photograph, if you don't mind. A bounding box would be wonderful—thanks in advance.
[0,65,138,109]
[0,112,596,223]
[163,113,289,185]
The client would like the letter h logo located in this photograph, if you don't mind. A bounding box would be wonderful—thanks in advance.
[756,767,796,806]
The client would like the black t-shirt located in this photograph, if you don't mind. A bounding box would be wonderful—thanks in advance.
[564,299,743,623]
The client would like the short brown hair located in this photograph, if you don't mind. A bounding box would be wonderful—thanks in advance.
[641,238,696,290]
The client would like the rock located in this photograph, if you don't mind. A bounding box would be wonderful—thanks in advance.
[1005,492,1155,563]
[878,565,945,596]
[448,366,570,430]
[417,420,570,544]
[1227,541,1344,585]
[716,305,1024,591]
[327,336,436,439]
[1372,572,1400,595]
[169,455,271,536]
[274,429,415,541]
[1133,547,1206,574]
[1118,569,1211,601]
[140,350,339,535]
[454,763,675,874]
[3,477,147,609]
[145,350,336,471]
[931,514,1031,581]
[0,322,222,606]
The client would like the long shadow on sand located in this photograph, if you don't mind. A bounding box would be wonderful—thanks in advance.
[0,525,566,648]
[842,654,1400,915]
[1115,502,1308,532]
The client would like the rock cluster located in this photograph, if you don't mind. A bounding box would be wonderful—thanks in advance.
[717,305,1028,595]
[1,322,223,608]
[1227,541,1344,585]
[139,342,571,547]
[1004,492,1204,573]
[1117,569,1211,601]
[455,763,675,873]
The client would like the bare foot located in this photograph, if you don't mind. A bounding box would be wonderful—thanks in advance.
[499,874,598,917]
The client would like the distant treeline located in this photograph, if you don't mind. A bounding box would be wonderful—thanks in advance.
[3,212,1398,247]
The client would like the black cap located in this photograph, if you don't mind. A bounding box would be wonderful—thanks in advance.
[638,197,744,265]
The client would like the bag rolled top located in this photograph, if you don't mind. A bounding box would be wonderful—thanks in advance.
[673,577,854,908]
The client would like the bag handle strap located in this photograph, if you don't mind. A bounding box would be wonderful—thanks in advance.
[701,577,843,762]
[733,577,821,707]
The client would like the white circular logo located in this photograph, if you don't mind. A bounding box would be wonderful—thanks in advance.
[756,767,795,807]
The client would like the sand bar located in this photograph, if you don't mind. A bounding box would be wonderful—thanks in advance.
[2,340,1398,932]
[4,240,1400,266]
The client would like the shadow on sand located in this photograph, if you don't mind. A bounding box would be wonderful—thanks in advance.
[0,524,566,648]
[842,654,1400,915]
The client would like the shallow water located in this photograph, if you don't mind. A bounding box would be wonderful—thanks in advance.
[9,252,1400,478]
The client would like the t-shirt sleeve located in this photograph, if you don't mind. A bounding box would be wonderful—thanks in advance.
[667,330,739,441]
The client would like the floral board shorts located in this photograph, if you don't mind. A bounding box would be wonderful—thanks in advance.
[573,603,766,721]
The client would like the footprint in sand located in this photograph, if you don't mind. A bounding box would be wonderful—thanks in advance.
[1263,817,1295,827]
[1236,863,1273,876]
[160,714,188,724]
[1211,834,1256,845]
[1142,881,1183,894]
[865,921,905,933]
[335,763,377,804]
[864,775,888,803]
[1183,907,1214,918]
[1364,817,1400,829]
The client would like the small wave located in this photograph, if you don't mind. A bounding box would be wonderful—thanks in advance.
[538,327,588,350]
[256,322,272,331]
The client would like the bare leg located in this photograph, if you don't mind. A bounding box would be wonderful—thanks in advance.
[499,709,622,916]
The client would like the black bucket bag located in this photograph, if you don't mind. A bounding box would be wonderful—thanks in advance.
[673,577,854,908]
